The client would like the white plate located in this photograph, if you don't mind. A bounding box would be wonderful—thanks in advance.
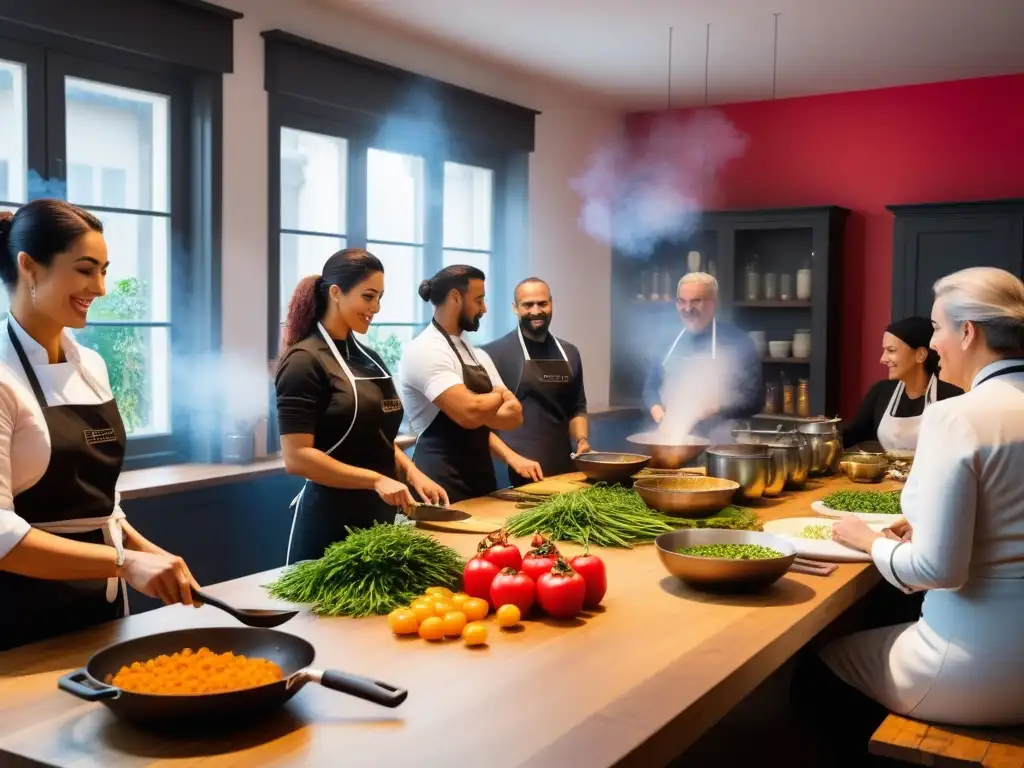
[762,516,886,562]
[810,500,902,526]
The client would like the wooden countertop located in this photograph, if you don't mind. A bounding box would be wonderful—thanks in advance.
[0,476,895,768]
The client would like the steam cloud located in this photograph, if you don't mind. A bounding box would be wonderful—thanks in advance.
[571,109,749,258]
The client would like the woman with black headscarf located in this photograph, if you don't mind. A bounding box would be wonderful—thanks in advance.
[842,316,963,451]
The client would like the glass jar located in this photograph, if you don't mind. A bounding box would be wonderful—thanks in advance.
[797,255,812,300]
[662,270,674,302]
[764,381,778,414]
[649,268,661,301]
[779,273,793,301]
[763,272,778,300]
[797,379,811,417]
[782,379,795,415]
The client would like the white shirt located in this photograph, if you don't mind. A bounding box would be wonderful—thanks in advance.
[399,322,505,437]
[0,315,116,560]
[872,359,1024,591]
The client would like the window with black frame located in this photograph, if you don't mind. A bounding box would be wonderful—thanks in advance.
[0,2,237,467]
[265,31,537,391]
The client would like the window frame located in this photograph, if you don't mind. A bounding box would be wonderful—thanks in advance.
[0,27,225,469]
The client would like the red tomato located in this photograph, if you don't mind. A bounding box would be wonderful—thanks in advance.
[463,556,500,601]
[569,552,607,609]
[489,568,535,615]
[536,558,586,619]
[477,530,523,571]
[521,540,559,583]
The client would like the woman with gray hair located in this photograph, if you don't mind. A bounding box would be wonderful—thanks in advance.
[798,266,1024,762]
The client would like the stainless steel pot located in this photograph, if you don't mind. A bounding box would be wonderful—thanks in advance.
[734,429,811,488]
[705,445,771,501]
[797,421,842,475]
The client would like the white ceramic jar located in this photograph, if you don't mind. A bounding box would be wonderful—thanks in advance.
[792,329,812,359]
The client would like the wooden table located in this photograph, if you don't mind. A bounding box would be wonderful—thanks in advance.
[0,476,896,768]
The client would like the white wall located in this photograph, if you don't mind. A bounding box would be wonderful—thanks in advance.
[216,0,621,438]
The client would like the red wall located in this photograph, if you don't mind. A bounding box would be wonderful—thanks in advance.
[628,74,1024,417]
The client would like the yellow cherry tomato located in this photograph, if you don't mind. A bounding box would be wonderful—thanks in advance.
[441,611,467,637]
[411,601,435,623]
[418,616,445,641]
[495,604,521,628]
[388,609,419,636]
[462,622,488,647]
[433,600,455,616]
[426,587,453,598]
[451,593,470,607]
[462,597,489,622]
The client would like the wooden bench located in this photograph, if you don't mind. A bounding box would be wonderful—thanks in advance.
[870,714,1024,767]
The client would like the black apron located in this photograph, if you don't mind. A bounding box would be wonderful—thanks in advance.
[0,322,127,652]
[412,320,497,503]
[286,324,404,564]
[504,328,576,487]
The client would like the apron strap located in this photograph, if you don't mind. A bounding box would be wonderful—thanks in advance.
[432,318,482,368]
[7,322,48,407]
[516,326,569,363]
[661,318,716,366]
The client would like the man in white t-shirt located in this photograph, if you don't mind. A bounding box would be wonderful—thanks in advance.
[400,265,523,502]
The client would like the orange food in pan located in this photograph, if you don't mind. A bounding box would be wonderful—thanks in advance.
[110,647,284,695]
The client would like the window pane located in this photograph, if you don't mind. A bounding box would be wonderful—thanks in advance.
[367,242,422,324]
[443,162,492,251]
[279,233,346,323]
[367,148,424,244]
[443,249,493,343]
[65,77,170,213]
[280,128,347,234]
[0,59,27,203]
[356,324,419,381]
[75,325,170,436]
[89,211,170,322]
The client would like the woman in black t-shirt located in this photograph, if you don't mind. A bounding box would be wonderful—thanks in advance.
[275,249,448,564]
[843,316,963,451]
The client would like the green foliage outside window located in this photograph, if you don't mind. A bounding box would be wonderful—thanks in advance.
[76,277,148,433]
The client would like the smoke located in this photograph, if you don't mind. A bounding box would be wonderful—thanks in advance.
[571,109,748,258]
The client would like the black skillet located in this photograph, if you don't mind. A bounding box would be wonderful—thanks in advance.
[57,627,407,728]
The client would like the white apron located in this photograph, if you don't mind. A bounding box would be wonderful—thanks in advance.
[659,319,732,444]
[876,375,937,453]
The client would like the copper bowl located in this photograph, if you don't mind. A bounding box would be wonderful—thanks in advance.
[654,529,796,592]
[626,432,710,469]
[633,475,738,517]
[573,452,651,483]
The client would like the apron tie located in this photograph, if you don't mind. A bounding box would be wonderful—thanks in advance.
[33,507,129,613]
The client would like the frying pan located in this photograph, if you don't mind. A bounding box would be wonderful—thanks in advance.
[57,627,407,728]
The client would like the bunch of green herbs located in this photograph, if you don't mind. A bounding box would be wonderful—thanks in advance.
[265,523,465,617]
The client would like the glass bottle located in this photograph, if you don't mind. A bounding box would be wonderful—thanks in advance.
[745,255,761,301]
[781,373,795,415]
[797,379,811,417]
[763,272,778,300]
[662,270,673,301]
[764,380,778,414]
[649,268,661,301]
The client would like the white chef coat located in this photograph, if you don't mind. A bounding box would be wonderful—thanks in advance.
[821,359,1024,726]
[0,315,120,560]
[399,323,505,437]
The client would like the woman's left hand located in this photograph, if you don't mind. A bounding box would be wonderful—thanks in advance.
[831,516,883,553]
[407,467,450,507]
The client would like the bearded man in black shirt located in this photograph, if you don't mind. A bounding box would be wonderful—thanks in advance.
[482,278,590,487]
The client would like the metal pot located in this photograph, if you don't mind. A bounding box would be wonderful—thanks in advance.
[705,445,771,501]
[735,429,811,488]
[798,421,842,475]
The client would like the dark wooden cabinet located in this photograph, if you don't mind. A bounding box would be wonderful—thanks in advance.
[889,199,1024,319]
[610,206,848,418]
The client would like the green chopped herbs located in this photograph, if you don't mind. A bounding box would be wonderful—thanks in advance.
[677,543,783,560]
[503,484,761,548]
[264,523,465,617]
[822,489,902,515]
[799,524,833,540]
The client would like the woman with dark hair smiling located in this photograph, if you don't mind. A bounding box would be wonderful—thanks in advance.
[843,316,963,451]
[276,248,448,564]
[0,200,199,651]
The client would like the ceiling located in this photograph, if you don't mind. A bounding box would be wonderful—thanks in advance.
[318,0,1024,109]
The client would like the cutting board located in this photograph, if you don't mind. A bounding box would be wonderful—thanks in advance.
[514,467,707,497]
[414,517,504,535]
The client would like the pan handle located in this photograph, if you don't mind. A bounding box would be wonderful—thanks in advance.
[58,669,121,701]
[314,669,408,708]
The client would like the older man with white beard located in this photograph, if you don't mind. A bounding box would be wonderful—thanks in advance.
[642,272,762,444]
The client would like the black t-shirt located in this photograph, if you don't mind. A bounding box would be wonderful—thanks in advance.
[843,377,963,448]
[275,333,391,452]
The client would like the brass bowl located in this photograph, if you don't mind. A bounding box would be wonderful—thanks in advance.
[626,432,710,469]
[843,455,889,484]
[655,529,796,592]
[573,452,651,483]
[633,475,739,518]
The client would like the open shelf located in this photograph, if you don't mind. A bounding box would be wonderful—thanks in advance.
[761,358,810,364]
[735,300,812,309]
